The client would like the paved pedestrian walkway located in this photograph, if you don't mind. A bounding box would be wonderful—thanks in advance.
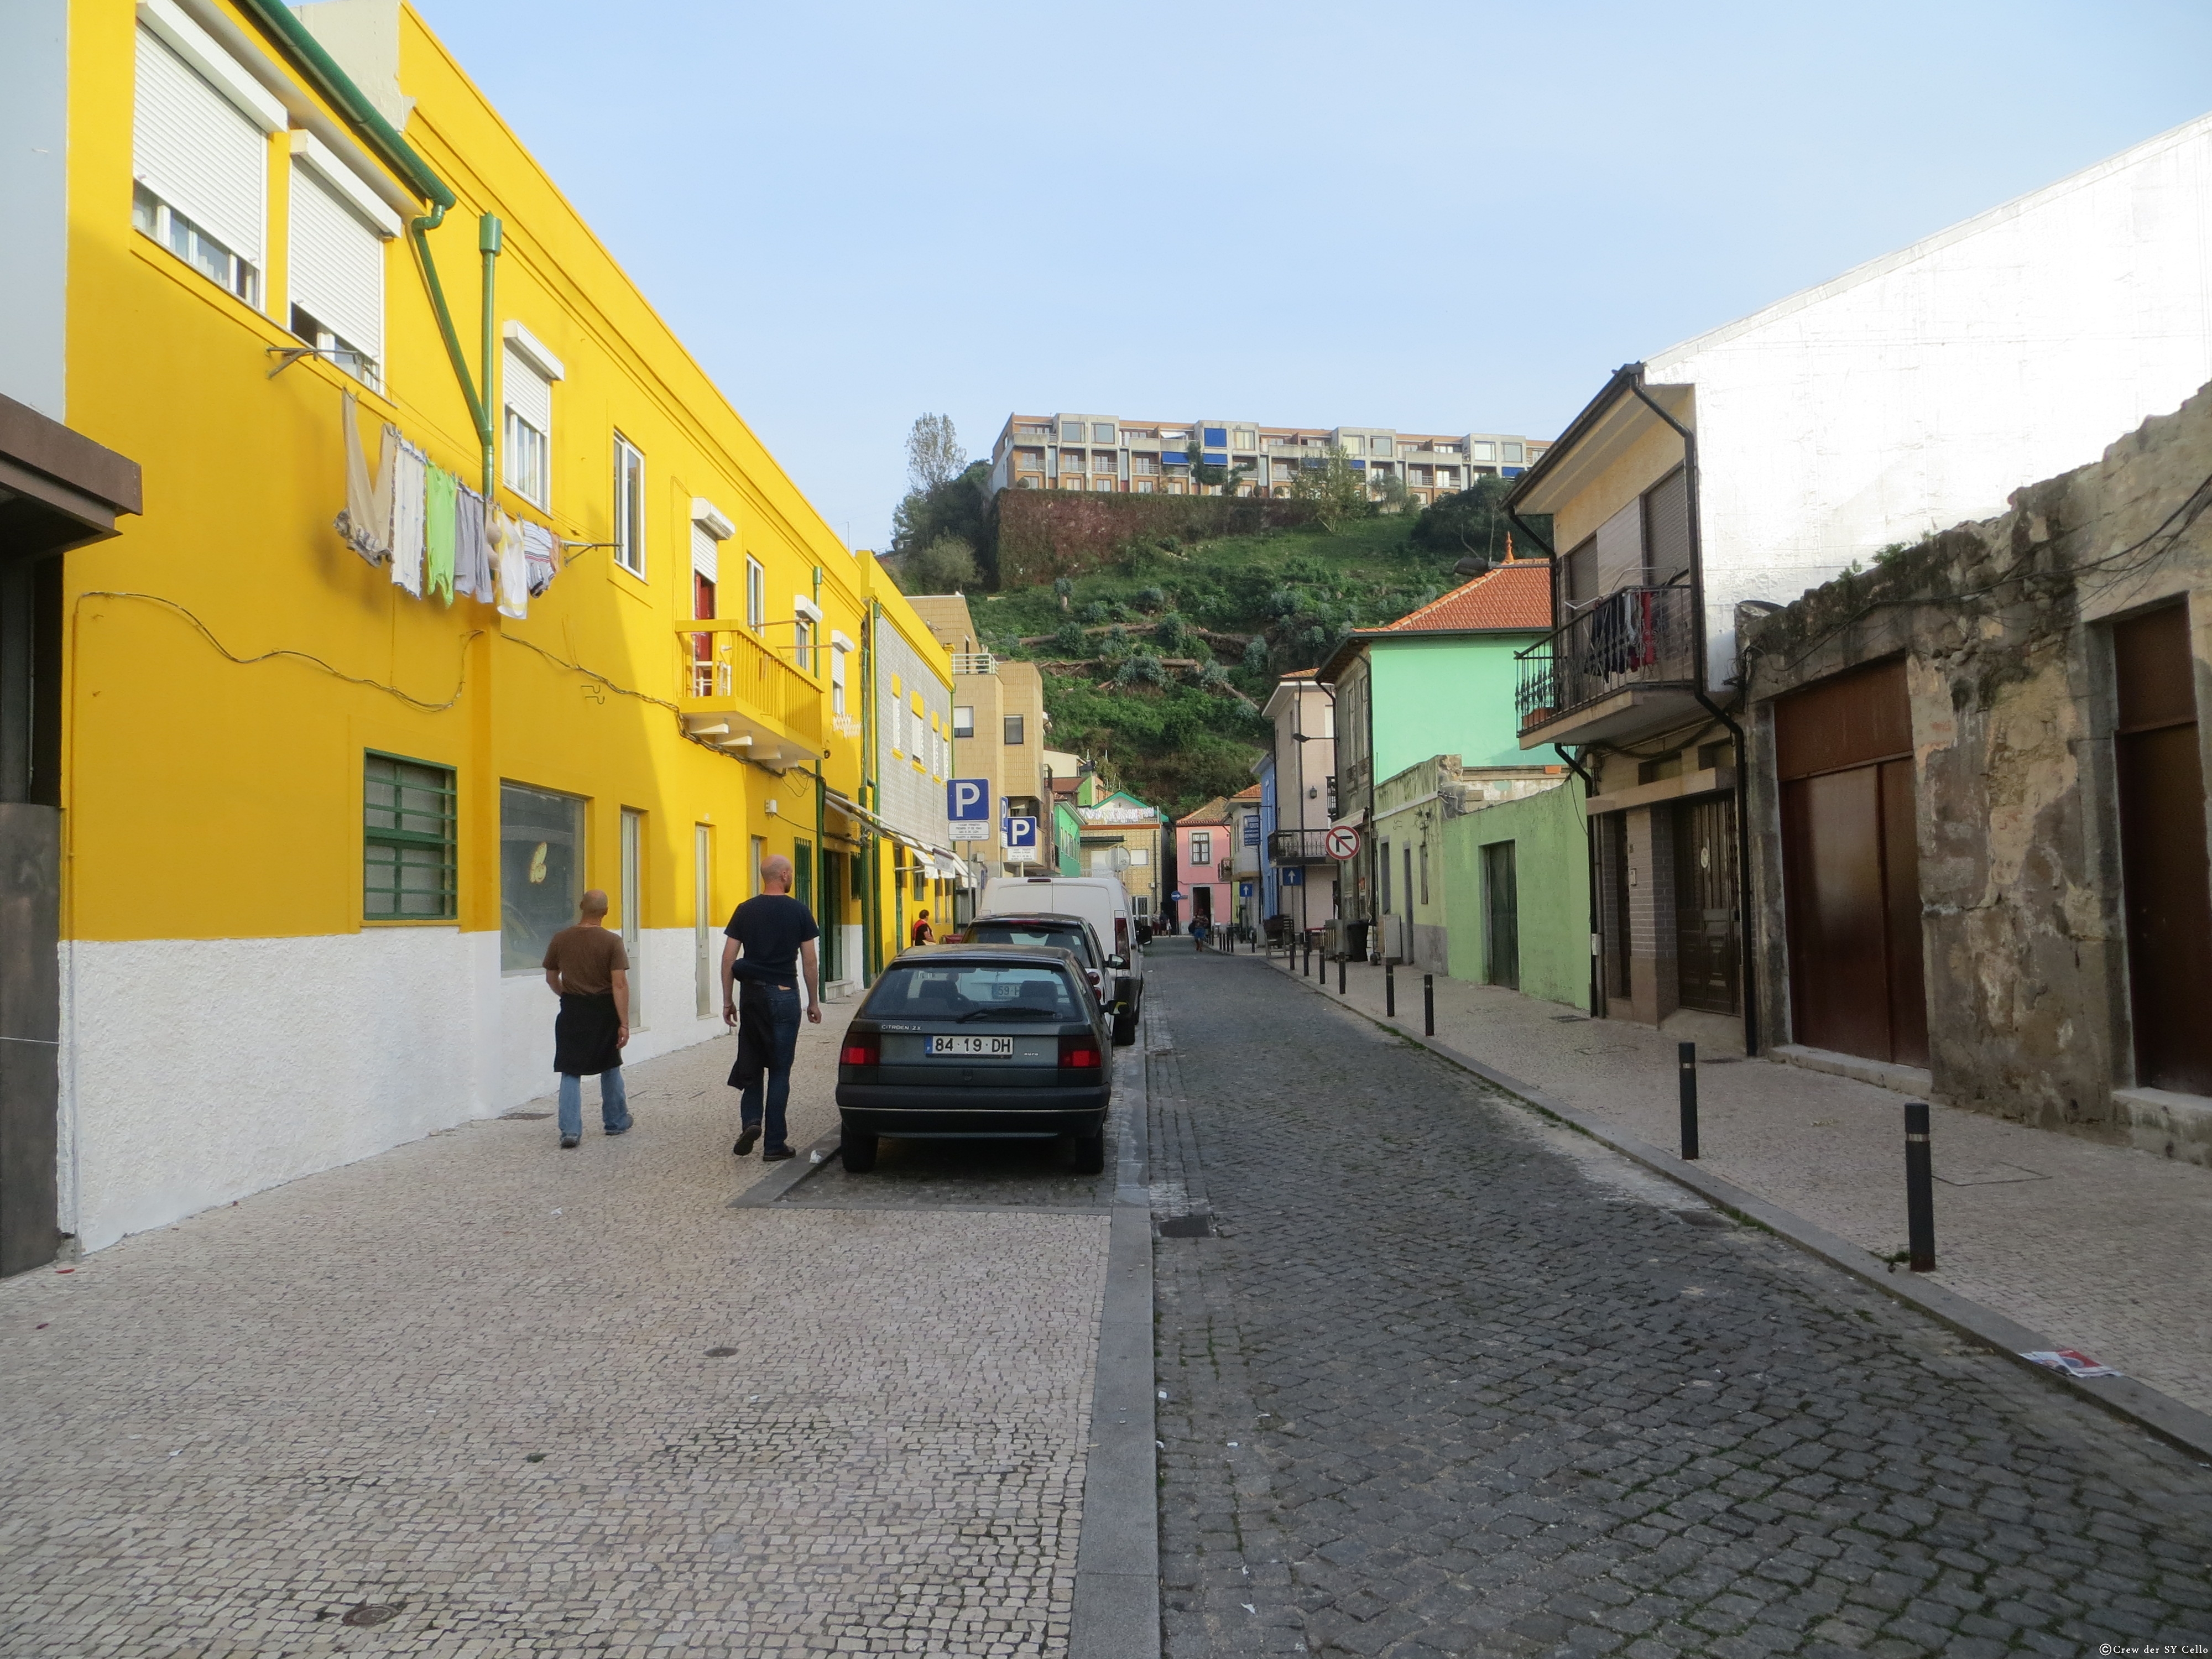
[1149,946,2212,1657]
[1256,947,2212,1418]
[0,1013,1108,1658]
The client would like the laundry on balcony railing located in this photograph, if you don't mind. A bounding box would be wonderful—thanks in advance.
[1517,583,1696,729]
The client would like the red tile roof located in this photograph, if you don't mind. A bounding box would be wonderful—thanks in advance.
[1177,796,1230,827]
[1229,784,1261,801]
[1375,561,1552,634]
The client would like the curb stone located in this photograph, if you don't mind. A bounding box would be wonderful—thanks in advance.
[1070,1025,1161,1659]
[1255,951,2212,1465]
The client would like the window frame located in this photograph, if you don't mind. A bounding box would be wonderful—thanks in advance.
[612,432,646,576]
[1003,713,1025,747]
[363,750,457,922]
[953,705,974,739]
[1191,831,1212,867]
[745,556,766,631]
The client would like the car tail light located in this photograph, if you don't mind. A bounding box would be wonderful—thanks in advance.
[1114,917,1130,956]
[1058,1034,1102,1070]
[840,1033,879,1066]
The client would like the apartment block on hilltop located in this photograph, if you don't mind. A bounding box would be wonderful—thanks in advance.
[987,414,1550,507]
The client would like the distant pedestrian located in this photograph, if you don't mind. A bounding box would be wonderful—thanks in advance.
[542,889,632,1149]
[911,909,935,947]
[722,854,822,1161]
[1190,916,1210,952]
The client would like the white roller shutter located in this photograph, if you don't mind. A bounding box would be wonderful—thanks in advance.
[691,520,719,584]
[288,165,383,358]
[134,27,265,269]
[503,342,552,435]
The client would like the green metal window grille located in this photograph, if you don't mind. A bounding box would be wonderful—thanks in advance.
[364,752,457,920]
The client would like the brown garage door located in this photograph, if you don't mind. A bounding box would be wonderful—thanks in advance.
[1775,660,1929,1067]
[2113,604,2212,1095]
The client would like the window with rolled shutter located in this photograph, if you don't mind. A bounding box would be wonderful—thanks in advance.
[691,520,719,586]
[133,24,268,297]
[502,343,552,505]
[289,162,384,382]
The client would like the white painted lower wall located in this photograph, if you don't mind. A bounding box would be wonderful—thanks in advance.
[58,925,732,1254]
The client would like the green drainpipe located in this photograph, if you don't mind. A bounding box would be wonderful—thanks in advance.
[233,0,495,494]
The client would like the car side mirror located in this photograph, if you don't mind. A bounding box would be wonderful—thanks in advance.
[1107,954,1128,969]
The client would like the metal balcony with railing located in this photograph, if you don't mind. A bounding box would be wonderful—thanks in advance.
[677,620,822,769]
[950,651,997,675]
[1515,584,1698,739]
[1267,827,1337,864]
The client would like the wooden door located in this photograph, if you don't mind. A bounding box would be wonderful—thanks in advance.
[1671,794,1739,1014]
[1776,660,1928,1066]
[2114,605,2212,1093]
[1483,841,1519,989]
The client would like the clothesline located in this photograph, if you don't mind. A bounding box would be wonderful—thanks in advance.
[336,388,575,621]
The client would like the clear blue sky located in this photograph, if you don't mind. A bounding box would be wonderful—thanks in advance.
[422,1,2211,554]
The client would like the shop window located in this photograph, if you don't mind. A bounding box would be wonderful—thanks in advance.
[500,782,583,973]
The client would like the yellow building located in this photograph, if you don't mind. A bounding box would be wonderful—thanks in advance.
[905,594,1048,894]
[0,0,947,1264]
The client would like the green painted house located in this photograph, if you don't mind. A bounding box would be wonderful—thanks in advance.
[1316,561,1556,940]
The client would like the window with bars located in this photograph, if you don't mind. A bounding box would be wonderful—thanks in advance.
[364,753,456,920]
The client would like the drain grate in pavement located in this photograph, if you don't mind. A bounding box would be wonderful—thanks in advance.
[499,1110,551,1120]
[1156,1212,1214,1238]
[1674,1208,1735,1229]
[703,1347,738,1357]
[340,1604,400,1628]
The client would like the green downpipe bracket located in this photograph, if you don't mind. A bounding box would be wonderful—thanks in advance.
[233,0,494,495]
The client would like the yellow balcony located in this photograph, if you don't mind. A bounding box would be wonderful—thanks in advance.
[676,621,823,771]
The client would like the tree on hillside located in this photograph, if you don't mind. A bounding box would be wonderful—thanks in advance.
[1183,440,1256,498]
[1408,475,1550,568]
[896,534,978,594]
[905,414,966,491]
[1286,445,1370,531]
[892,458,992,571]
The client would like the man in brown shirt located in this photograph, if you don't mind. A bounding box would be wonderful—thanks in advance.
[542,889,632,1149]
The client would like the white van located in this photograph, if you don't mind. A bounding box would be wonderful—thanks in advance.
[975,875,1144,1045]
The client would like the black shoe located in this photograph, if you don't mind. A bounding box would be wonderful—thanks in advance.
[560,1135,580,1150]
[604,1124,629,1136]
[733,1125,760,1156]
[761,1144,796,1162]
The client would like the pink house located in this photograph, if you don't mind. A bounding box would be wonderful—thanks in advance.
[1171,797,1232,933]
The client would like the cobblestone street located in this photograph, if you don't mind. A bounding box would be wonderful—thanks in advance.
[0,1031,1109,1658]
[1146,946,2212,1658]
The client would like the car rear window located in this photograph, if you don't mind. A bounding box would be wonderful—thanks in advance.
[967,924,1093,964]
[867,963,1083,1021]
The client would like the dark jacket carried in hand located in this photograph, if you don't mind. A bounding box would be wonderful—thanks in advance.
[727,957,784,1092]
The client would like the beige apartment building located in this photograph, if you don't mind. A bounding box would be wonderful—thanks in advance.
[907,595,1048,893]
[986,414,1550,508]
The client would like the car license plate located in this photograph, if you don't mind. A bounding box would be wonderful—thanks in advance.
[928,1035,1015,1057]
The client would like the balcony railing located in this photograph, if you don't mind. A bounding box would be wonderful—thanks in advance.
[1268,828,1337,864]
[680,621,822,746]
[951,651,997,675]
[1515,584,1697,731]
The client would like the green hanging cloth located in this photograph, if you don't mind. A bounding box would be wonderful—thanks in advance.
[424,466,458,603]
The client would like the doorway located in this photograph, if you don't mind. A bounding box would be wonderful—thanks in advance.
[1671,794,1739,1014]
[1777,660,1928,1067]
[620,808,644,1029]
[693,826,713,1018]
[1482,840,1519,989]
[1194,886,1213,925]
[2113,604,2212,1094]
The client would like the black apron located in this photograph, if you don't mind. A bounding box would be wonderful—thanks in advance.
[552,991,623,1076]
[728,981,779,1092]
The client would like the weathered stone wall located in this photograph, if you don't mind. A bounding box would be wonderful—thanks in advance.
[993,490,1319,587]
[1744,380,2212,1154]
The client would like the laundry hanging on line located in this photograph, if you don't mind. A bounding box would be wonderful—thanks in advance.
[389,440,429,598]
[335,390,394,567]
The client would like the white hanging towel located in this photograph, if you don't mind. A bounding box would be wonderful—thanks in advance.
[389,440,427,596]
[335,390,393,565]
[490,507,529,619]
[455,484,490,602]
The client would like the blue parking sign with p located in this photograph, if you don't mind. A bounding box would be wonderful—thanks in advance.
[948,779,989,823]
[1004,816,1039,852]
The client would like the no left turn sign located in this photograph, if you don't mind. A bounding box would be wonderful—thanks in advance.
[1324,826,1361,862]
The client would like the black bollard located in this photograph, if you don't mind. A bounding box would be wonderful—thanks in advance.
[1905,1100,1936,1272]
[1386,961,1396,1016]
[1338,953,1345,995]
[1678,1041,1699,1160]
[1423,973,1434,1037]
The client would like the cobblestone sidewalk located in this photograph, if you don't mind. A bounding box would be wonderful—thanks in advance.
[1150,947,2212,1658]
[0,1022,1108,1658]
[1258,949,2212,1418]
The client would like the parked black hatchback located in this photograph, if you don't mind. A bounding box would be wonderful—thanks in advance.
[835,945,1112,1175]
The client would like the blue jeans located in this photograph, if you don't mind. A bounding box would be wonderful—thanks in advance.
[739,985,802,1150]
[559,1068,630,1139]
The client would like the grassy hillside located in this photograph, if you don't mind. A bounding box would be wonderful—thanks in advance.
[969,513,1479,817]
